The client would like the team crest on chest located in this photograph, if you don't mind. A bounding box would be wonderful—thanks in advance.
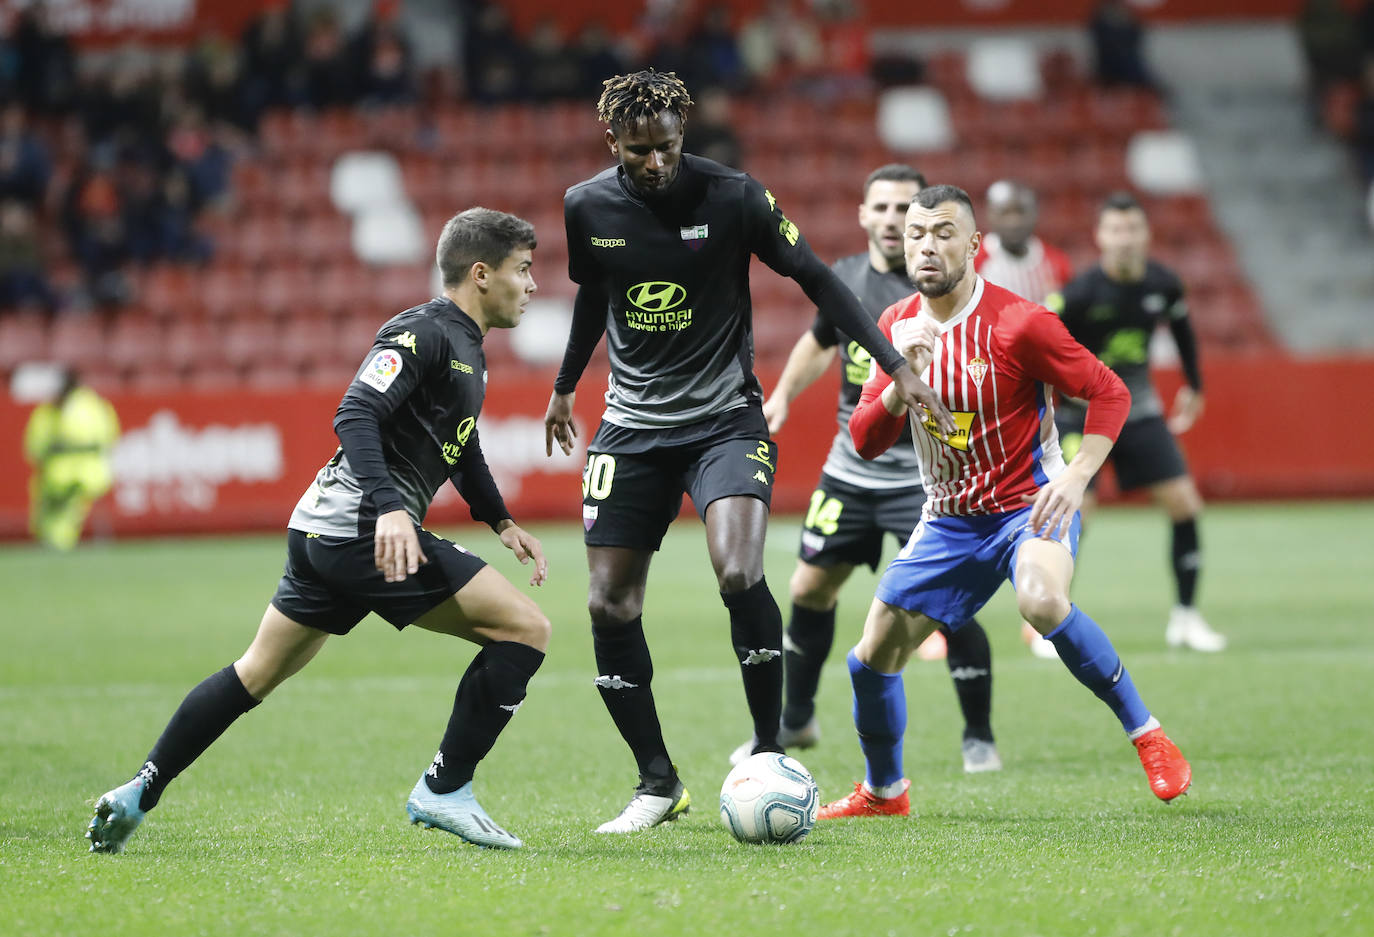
[680,224,708,250]
[967,355,989,387]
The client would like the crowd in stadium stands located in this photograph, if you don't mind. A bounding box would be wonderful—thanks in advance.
[1303,0,1374,186]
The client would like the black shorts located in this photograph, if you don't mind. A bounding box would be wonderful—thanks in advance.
[1056,411,1188,493]
[582,409,777,551]
[270,527,487,635]
[798,473,926,571]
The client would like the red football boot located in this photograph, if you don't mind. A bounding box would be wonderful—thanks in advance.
[817,779,911,819]
[1133,728,1192,802]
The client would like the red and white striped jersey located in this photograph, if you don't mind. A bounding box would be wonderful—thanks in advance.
[974,233,1073,305]
[850,277,1129,517]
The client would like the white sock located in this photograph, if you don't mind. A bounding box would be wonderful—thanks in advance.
[864,778,908,799]
[1127,716,1162,741]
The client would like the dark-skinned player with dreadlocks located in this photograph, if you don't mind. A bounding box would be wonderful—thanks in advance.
[544,70,955,833]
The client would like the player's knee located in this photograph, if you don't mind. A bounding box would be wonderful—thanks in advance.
[1017,587,1070,632]
[715,562,762,595]
[790,567,838,609]
[511,605,551,652]
[587,589,643,627]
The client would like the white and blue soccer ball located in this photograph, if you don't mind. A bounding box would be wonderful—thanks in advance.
[719,752,819,844]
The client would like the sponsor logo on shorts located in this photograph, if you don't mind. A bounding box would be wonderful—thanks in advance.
[360,350,403,392]
[752,470,769,485]
[583,503,598,531]
[800,530,826,557]
[745,440,775,472]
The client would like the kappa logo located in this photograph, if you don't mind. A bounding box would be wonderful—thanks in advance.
[752,470,768,484]
[591,236,626,248]
[427,751,445,777]
[967,356,989,387]
[595,674,638,690]
[391,330,418,353]
[626,280,687,312]
[950,666,990,681]
[450,359,473,374]
[742,649,781,665]
[499,701,524,714]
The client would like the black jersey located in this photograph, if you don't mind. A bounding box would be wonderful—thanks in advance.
[562,154,900,430]
[1050,260,1200,423]
[808,253,920,489]
[289,296,508,537]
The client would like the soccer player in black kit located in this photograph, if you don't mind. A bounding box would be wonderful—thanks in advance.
[88,208,550,853]
[1050,192,1225,653]
[730,164,1001,774]
[543,71,954,833]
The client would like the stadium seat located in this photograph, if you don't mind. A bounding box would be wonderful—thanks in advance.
[47,314,107,367]
[0,312,49,373]
[877,87,955,152]
[966,38,1043,101]
[1127,130,1204,195]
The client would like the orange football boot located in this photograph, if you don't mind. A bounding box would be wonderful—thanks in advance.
[1133,728,1192,801]
[817,779,911,819]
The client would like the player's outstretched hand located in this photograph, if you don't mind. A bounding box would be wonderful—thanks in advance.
[544,391,578,457]
[1167,387,1204,435]
[762,394,788,434]
[896,316,940,375]
[374,509,427,582]
[890,363,956,435]
[499,522,548,586]
[1023,473,1087,542]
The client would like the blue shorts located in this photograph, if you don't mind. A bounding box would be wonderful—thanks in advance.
[874,507,1082,627]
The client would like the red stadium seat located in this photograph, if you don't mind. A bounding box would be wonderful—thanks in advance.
[47,314,107,367]
[0,312,49,372]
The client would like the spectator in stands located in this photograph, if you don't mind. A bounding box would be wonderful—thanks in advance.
[525,18,583,103]
[1088,0,1155,89]
[300,11,355,109]
[0,103,52,207]
[685,5,747,92]
[4,4,77,113]
[62,156,131,307]
[739,0,824,89]
[165,106,233,208]
[683,85,743,168]
[240,0,305,111]
[76,55,161,155]
[186,36,260,134]
[1353,57,1374,182]
[349,0,416,107]
[460,2,527,103]
[813,0,872,98]
[0,199,56,312]
[575,22,628,99]
[23,365,120,551]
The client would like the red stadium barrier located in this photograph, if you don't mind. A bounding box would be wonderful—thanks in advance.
[1,355,1372,541]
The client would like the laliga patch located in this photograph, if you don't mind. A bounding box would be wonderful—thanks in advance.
[583,504,599,531]
[360,350,403,392]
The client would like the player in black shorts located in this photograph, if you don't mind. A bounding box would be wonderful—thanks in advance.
[1049,192,1225,652]
[729,165,1000,774]
[88,208,551,853]
[543,71,954,833]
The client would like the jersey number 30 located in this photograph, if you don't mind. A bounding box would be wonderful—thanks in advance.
[583,454,617,500]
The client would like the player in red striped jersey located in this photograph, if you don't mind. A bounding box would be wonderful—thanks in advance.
[973,179,1076,658]
[818,185,1191,820]
[974,180,1074,306]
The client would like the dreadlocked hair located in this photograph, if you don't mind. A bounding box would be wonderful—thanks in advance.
[596,70,694,132]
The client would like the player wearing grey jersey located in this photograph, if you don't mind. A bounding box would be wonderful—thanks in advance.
[87,209,551,854]
[730,166,1000,775]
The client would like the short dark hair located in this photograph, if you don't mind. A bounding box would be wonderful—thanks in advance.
[1099,190,1144,218]
[915,183,976,223]
[436,207,537,288]
[597,69,694,133]
[862,163,927,199]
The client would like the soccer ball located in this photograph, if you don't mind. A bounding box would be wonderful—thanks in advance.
[719,752,819,844]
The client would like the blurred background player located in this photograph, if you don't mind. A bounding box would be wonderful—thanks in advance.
[974,179,1076,658]
[544,70,953,834]
[87,208,551,853]
[1049,192,1224,652]
[819,184,1190,821]
[23,366,119,550]
[732,164,1000,774]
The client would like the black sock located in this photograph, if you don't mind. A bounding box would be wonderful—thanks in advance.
[783,603,836,730]
[1171,519,1200,607]
[723,577,784,751]
[139,664,261,811]
[943,619,993,743]
[425,641,544,794]
[593,617,674,786]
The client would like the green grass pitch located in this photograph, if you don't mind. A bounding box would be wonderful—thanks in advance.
[2,501,1371,936]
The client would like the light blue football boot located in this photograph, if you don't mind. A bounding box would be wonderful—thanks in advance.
[406,777,522,849]
[87,774,149,854]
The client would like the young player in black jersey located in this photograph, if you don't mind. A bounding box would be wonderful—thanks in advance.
[88,208,550,853]
[729,165,1001,774]
[544,71,954,834]
[1050,192,1225,653]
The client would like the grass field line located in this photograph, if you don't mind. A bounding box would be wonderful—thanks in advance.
[4,643,1369,703]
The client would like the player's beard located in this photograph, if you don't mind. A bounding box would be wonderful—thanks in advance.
[916,260,966,299]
